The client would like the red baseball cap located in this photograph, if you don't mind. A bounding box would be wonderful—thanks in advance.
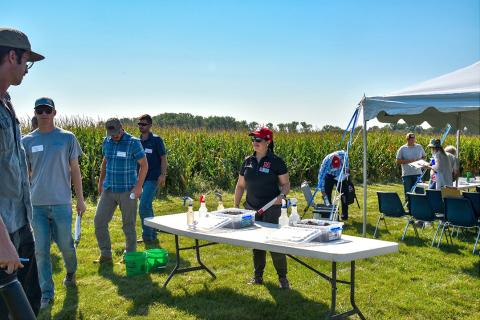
[249,127,273,142]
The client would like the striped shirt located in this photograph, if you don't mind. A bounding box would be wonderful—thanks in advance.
[102,132,146,192]
[317,150,349,192]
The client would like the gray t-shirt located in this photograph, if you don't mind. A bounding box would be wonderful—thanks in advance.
[22,127,82,205]
[396,144,426,177]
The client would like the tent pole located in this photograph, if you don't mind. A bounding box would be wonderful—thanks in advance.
[362,106,367,237]
[455,113,461,187]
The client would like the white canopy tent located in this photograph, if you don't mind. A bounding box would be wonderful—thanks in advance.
[358,61,480,236]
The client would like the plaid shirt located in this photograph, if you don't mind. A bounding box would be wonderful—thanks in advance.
[317,150,349,192]
[102,132,146,192]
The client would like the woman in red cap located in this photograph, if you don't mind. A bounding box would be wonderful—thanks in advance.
[234,127,291,289]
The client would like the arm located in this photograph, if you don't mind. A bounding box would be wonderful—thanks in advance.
[234,175,246,208]
[133,157,148,198]
[0,216,22,274]
[157,155,168,188]
[70,158,86,216]
[98,157,107,195]
[276,173,290,204]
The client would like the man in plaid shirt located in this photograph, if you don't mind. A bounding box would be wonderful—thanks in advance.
[94,118,148,263]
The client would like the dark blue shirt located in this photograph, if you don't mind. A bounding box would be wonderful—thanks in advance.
[140,132,166,181]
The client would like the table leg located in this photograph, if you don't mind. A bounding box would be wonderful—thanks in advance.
[162,235,217,288]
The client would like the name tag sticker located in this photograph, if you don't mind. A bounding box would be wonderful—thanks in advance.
[145,148,153,154]
[259,167,270,174]
[32,145,44,153]
[116,151,127,157]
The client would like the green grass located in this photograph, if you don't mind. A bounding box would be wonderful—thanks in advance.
[38,184,479,320]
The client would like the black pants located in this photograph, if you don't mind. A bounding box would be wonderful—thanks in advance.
[0,224,41,319]
[245,203,287,279]
[324,174,349,218]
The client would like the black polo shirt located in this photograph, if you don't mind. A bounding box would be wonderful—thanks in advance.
[140,132,166,181]
[239,150,288,209]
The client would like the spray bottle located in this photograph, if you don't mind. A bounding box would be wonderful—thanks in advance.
[215,192,225,211]
[289,198,300,225]
[198,194,208,218]
[183,197,195,229]
[279,199,289,227]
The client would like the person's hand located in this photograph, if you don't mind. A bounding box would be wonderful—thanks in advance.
[132,186,142,199]
[157,175,166,188]
[76,199,87,217]
[0,240,23,274]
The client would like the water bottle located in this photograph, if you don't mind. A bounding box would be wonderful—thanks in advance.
[323,195,331,206]
[183,197,196,229]
[129,192,136,200]
[198,195,208,218]
[279,199,289,227]
[289,198,300,226]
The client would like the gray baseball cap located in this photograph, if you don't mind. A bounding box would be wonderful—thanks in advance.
[0,28,44,62]
[34,97,55,109]
[105,118,122,136]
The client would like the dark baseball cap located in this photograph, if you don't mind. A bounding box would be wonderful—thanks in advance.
[105,118,122,136]
[0,28,44,62]
[34,97,55,109]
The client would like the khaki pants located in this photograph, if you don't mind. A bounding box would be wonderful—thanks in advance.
[94,190,137,257]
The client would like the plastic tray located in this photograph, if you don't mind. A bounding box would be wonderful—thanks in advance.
[195,215,231,232]
[266,226,321,243]
[293,219,343,242]
[212,208,255,229]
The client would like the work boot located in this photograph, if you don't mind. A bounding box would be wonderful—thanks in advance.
[279,277,290,290]
[63,272,76,287]
[93,255,113,264]
[248,276,263,285]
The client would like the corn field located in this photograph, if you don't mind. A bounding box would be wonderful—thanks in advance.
[22,119,480,198]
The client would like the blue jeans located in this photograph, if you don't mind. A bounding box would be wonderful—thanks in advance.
[402,175,421,202]
[139,180,158,241]
[32,205,77,300]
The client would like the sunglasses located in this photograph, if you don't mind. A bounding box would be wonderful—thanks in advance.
[137,122,150,126]
[251,137,265,143]
[35,107,53,115]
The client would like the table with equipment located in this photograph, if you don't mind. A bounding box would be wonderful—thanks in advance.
[417,177,480,191]
[145,213,398,320]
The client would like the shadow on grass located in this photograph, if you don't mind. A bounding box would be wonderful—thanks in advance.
[97,260,329,319]
[462,260,480,277]
[347,220,377,238]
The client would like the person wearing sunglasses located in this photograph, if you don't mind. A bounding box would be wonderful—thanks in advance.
[395,133,426,202]
[22,97,86,309]
[136,114,167,245]
[0,27,44,317]
[94,118,148,264]
[234,127,291,289]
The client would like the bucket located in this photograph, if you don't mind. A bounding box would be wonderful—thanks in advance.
[124,251,147,276]
[145,249,168,272]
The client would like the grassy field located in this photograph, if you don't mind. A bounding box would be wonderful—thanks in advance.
[37,184,479,320]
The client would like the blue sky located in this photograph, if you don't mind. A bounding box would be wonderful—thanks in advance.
[5,0,479,128]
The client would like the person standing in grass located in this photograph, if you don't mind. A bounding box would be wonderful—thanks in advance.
[423,139,452,190]
[0,27,44,317]
[136,114,167,245]
[22,97,86,309]
[234,127,291,289]
[94,118,148,263]
[396,133,426,200]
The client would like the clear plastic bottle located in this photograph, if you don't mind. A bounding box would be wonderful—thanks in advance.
[215,192,225,211]
[198,195,208,218]
[279,199,289,227]
[289,198,300,226]
[183,197,196,229]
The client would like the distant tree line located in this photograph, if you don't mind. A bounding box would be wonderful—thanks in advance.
[118,112,450,134]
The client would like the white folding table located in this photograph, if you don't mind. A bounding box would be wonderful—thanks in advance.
[145,213,398,319]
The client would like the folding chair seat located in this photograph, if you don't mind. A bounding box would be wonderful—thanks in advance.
[406,193,446,246]
[426,189,444,215]
[462,192,480,220]
[375,192,410,238]
[440,197,480,254]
